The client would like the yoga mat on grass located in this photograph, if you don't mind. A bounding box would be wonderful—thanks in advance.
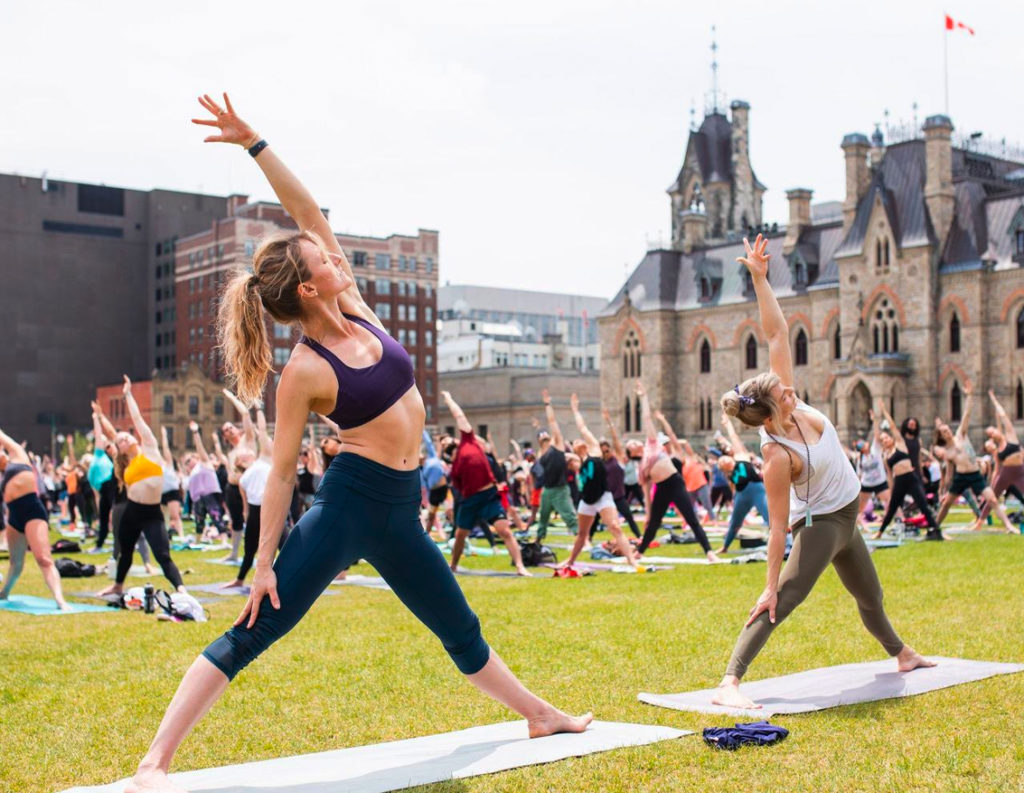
[454,568,524,578]
[329,574,392,591]
[0,594,110,615]
[615,553,765,566]
[189,583,251,596]
[59,719,690,793]
[639,657,1024,717]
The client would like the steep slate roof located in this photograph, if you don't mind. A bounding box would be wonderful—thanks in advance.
[835,141,932,257]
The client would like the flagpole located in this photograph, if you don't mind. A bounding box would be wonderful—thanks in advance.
[943,23,949,115]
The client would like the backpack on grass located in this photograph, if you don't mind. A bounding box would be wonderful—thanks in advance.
[55,558,96,578]
[518,541,557,567]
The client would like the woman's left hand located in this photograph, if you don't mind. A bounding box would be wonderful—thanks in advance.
[122,375,132,397]
[744,586,778,627]
[192,93,258,147]
[737,234,770,279]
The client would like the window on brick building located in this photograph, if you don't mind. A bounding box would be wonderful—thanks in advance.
[700,339,711,374]
[699,398,706,430]
[425,257,434,273]
[871,298,900,354]
[425,306,433,322]
[1017,308,1024,349]
[409,330,417,346]
[425,330,433,347]
[163,396,173,414]
[425,354,433,368]
[377,279,391,295]
[214,397,224,416]
[624,397,632,432]
[745,335,758,369]
[409,305,417,322]
[376,303,391,320]
[397,329,407,345]
[833,323,841,359]
[274,347,290,366]
[1017,381,1024,421]
[398,304,406,321]
[352,251,366,267]
[189,396,199,416]
[622,329,641,378]
[634,396,641,431]
[949,312,961,353]
[425,378,433,396]
[794,329,808,366]
[375,253,390,270]
[950,381,962,421]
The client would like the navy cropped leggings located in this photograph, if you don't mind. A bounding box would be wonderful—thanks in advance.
[202,453,490,681]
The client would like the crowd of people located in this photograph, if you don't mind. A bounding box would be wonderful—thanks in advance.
[1,93,1020,791]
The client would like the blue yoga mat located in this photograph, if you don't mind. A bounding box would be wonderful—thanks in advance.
[0,594,111,615]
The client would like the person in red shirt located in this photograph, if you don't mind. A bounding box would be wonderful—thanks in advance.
[443,392,531,576]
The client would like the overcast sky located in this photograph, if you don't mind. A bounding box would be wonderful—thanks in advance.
[2,0,1018,300]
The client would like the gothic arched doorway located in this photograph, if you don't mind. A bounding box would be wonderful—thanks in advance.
[848,381,872,440]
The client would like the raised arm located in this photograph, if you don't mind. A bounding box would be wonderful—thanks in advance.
[653,410,684,458]
[0,427,30,463]
[189,421,211,464]
[222,388,255,450]
[211,433,230,467]
[66,433,78,467]
[441,391,472,434]
[541,388,564,448]
[956,384,973,438]
[603,409,625,461]
[570,393,599,451]
[508,438,522,463]
[318,414,342,438]
[720,413,748,457]
[636,380,657,442]
[122,375,158,448]
[877,400,906,450]
[989,389,1019,443]
[193,93,378,329]
[256,407,274,459]
[160,426,174,467]
[93,410,110,449]
[737,234,792,387]
[422,428,438,460]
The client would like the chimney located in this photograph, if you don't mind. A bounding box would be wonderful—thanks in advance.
[226,194,249,217]
[681,210,707,254]
[923,114,955,253]
[841,133,871,233]
[783,188,813,255]
[870,124,886,168]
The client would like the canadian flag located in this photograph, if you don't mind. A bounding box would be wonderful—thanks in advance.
[945,14,975,35]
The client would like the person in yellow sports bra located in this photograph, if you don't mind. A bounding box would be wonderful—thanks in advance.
[97,376,185,597]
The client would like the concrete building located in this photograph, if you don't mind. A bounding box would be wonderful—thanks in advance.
[174,202,440,422]
[0,173,231,450]
[438,285,606,450]
[599,102,1024,447]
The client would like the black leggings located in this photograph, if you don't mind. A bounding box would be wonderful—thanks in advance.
[116,500,184,589]
[639,473,711,553]
[238,504,261,582]
[225,484,245,534]
[615,495,641,538]
[95,478,117,549]
[623,482,644,506]
[202,453,490,681]
[879,471,938,531]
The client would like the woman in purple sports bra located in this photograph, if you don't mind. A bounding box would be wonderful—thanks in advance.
[124,93,590,793]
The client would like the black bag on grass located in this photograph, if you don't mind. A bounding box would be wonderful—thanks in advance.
[56,558,96,578]
[518,541,557,567]
[51,539,82,554]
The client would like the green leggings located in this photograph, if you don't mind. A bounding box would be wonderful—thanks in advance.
[536,484,578,541]
[725,497,904,679]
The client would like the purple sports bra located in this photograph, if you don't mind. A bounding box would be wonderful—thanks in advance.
[298,313,416,430]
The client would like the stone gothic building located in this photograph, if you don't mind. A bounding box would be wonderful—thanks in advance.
[599,102,1024,445]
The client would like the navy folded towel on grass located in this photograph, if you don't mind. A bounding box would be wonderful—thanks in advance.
[702,720,788,750]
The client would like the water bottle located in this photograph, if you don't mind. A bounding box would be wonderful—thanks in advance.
[144,583,155,614]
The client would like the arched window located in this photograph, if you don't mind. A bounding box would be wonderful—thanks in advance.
[700,339,711,373]
[624,396,632,433]
[870,298,900,355]
[833,323,841,359]
[950,381,962,421]
[1017,380,1024,421]
[622,329,641,378]
[949,312,960,353]
[745,335,758,369]
[1017,307,1024,349]
[699,398,706,431]
[876,239,883,270]
[884,238,891,267]
[634,396,642,432]
[707,397,713,427]
[794,329,808,366]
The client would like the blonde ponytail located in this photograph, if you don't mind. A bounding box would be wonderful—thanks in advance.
[216,230,320,407]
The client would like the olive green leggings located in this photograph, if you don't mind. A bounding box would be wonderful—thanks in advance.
[726,497,904,679]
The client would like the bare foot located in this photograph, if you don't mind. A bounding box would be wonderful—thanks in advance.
[220,580,244,589]
[711,681,760,709]
[897,646,937,672]
[96,583,123,597]
[706,550,720,563]
[126,767,188,793]
[515,566,533,577]
[527,709,593,738]
[58,601,73,612]
[145,563,157,575]
[871,530,884,540]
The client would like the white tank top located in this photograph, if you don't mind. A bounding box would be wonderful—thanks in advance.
[759,401,860,525]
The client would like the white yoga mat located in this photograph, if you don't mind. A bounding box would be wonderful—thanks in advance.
[329,575,392,591]
[618,553,765,566]
[639,657,1024,717]
[59,719,689,793]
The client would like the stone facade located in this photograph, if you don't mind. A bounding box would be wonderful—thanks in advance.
[438,368,601,454]
[600,107,1024,449]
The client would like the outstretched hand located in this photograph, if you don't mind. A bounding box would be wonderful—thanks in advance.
[570,393,580,412]
[122,375,132,397]
[737,233,770,279]
[634,379,645,397]
[192,93,258,147]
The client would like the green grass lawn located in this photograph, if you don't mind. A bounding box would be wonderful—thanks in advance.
[3,514,1023,793]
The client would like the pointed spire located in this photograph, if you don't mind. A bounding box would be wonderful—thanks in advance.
[705,25,726,115]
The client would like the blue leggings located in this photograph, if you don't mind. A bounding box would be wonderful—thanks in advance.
[721,482,769,552]
[203,453,490,680]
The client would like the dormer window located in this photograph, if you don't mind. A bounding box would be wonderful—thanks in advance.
[694,257,723,303]
[700,275,712,300]
[794,261,807,287]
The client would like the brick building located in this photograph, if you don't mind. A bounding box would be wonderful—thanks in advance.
[0,172,231,450]
[599,102,1024,447]
[174,201,440,422]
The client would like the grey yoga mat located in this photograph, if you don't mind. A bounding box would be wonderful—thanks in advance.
[639,657,1024,717]
[58,719,690,793]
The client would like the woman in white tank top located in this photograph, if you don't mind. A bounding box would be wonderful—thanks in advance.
[709,234,935,710]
